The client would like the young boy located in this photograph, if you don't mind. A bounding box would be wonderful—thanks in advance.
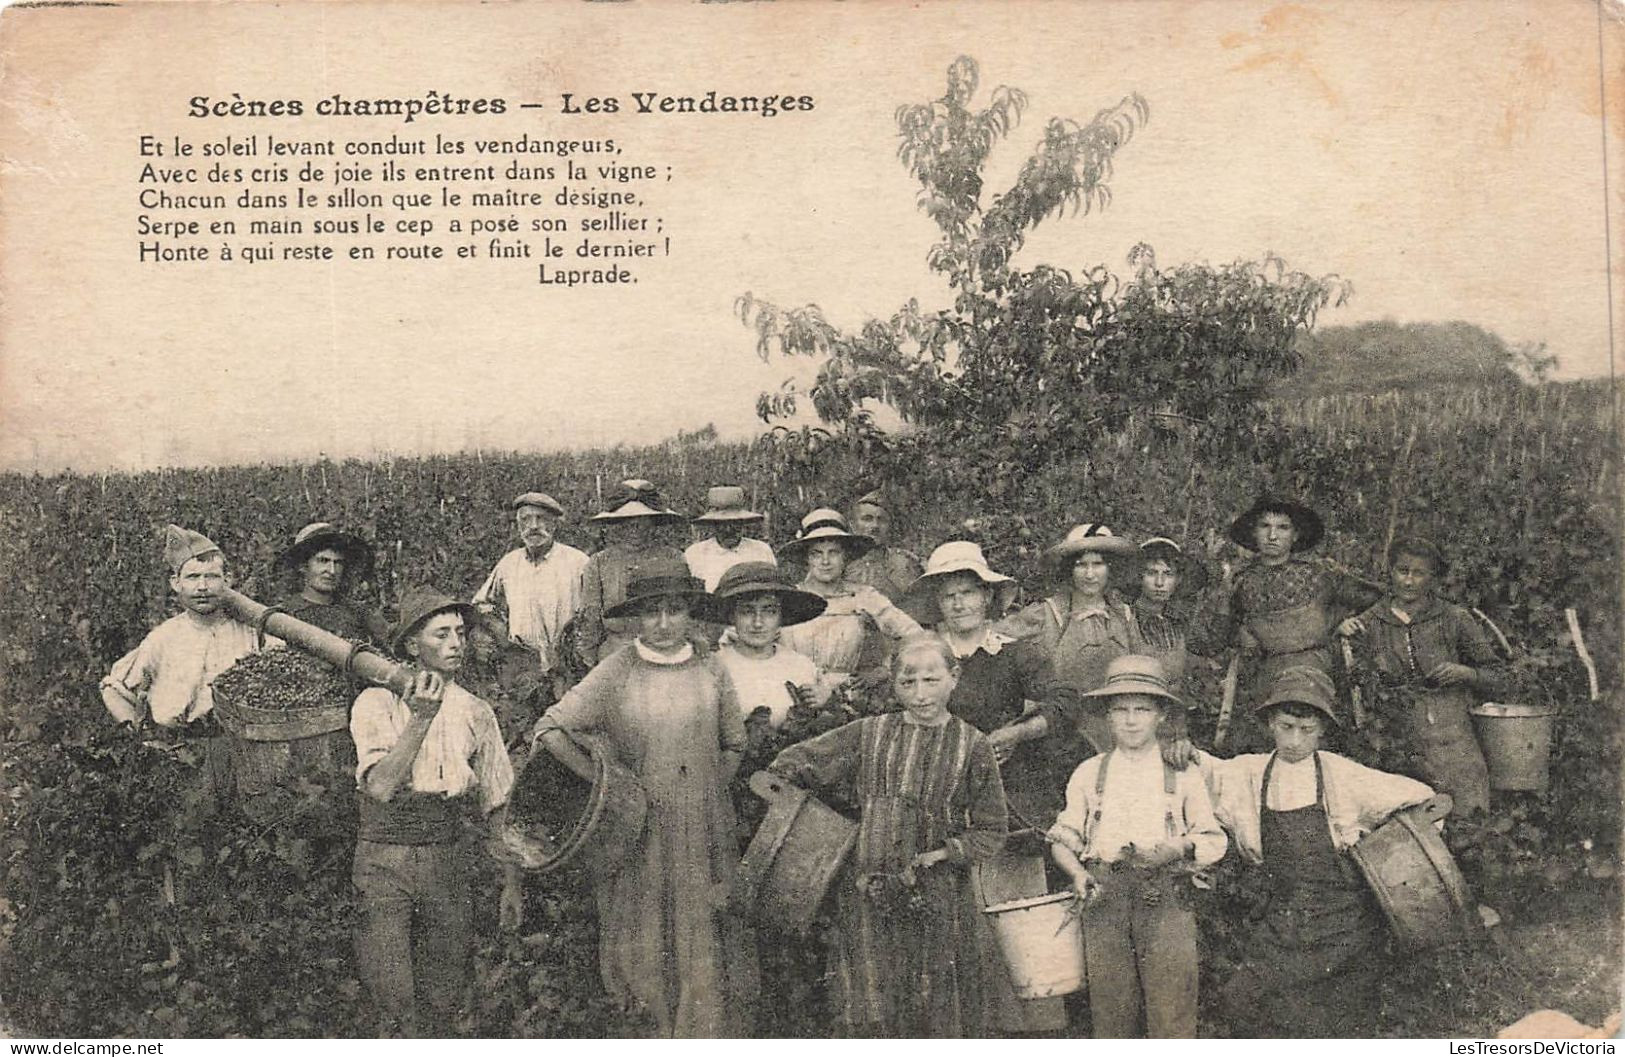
[100,525,259,731]
[1048,655,1226,1039]
[1196,665,1437,1038]
[1338,535,1505,816]
[350,588,522,1037]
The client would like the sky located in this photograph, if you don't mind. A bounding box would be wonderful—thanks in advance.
[1,0,1620,472]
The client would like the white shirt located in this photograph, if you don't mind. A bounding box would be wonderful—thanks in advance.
[101,611,260,726]
[472,542,589,672]
[351,682,513,811]
[1196,749,1436,863]
[715,642,820,727]
[683,536,775,591]
[1050,745,1227,866]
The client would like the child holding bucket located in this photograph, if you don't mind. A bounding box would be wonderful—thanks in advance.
[1047,655,1226,1039]
[531,558,758,1038]
[766,634,1009,1037]
[1337,535,1507,816]
[1193,665,1437,1038]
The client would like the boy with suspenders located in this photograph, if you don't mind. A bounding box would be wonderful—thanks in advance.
[1048,655,1227,1038]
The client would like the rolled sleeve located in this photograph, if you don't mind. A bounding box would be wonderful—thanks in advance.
[1046,762,1095,858]
[1180,770,1228,867]
[350,687,400,784]
[471,704,515,813]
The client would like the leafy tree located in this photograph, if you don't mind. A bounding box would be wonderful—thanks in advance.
[1283,319,1557,396]
[737,56,1351,466]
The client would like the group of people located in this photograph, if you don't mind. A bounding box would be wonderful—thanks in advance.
[99,481,1512,1039]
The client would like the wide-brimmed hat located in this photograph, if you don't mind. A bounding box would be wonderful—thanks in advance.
[276,522,375,582]
[603,556,716,620]
[1080,654,1185,711]
[902,541,1019,626]
[712,561,826,626]
[390,587,480,659]
[589,479,684,526]
[511,491,565,517]
[1135,537,1210,597]
[1251,665,1341,727]
[1044,523,1137,575]
[1228,496,1325,553]
[1388,535,1447,574]
[777,508,877,562]
[164,524,223,575]
[692,486,764,525]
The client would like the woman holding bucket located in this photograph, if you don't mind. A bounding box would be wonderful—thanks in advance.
[1337,536,1507,816]
[531,558,758,1037]
[767,635,1009,1037]
[777,508,924,694]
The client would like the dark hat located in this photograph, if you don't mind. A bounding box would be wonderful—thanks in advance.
[692,486,764,525]
[1388,535,1447,573]
[902,541,1019,626]
[1080,655,1185,712]
[390,587,480,659]
[1228,496,1325,552]
[512,492,565,517]
[164,524,223,575]
[276,522,375,582]
[1252,665,1341,727]
[776,508,877,562]
[1135,537,1210,597]
[851,489,894,512]
[603,556,716,620]
[589,479,684,525]
[712,561,827,626]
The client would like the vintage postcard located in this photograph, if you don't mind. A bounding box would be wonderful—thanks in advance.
[1,0,1620,1044]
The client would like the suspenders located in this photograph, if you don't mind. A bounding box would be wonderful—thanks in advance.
[1083,749,1179,858]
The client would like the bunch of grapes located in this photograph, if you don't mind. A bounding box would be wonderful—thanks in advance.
[212,647,354,712]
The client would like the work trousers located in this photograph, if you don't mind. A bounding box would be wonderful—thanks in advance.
[353,839,473,1037]
[1081,870,1198,1039]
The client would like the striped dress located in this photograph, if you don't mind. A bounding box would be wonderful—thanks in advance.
[769,712,1009,1037]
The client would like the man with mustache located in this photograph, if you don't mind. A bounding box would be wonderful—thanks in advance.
[472,492,590,713]
[100,524,261,733]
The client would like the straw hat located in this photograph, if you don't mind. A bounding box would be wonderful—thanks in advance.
[1251,665,1341,727]
[1044,523,1137,575]
[692,486,764,525]
[589,479,684,526]
[1135,537,1209,597]
[511,492,565,517]
[163,524,222,575]
[711,561,826,626]
[1228,496,1325,553]
[276,522,375,582]
[390,587,480,659]
[603,556,717,620]
[1080,655,1185,711]
[902,541,1019,626]
[776,508,877,562]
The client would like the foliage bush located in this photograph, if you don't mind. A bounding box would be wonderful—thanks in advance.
[0,382,1617,1037]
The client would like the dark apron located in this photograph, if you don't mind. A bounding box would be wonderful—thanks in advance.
[1230,753,1384,1036]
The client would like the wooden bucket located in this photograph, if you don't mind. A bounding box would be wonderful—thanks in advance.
[730,771,856,932]
[213,690,354,797]
[502,735,648,877]
[1349,794,1480,950]
[1470,702,1557,792]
